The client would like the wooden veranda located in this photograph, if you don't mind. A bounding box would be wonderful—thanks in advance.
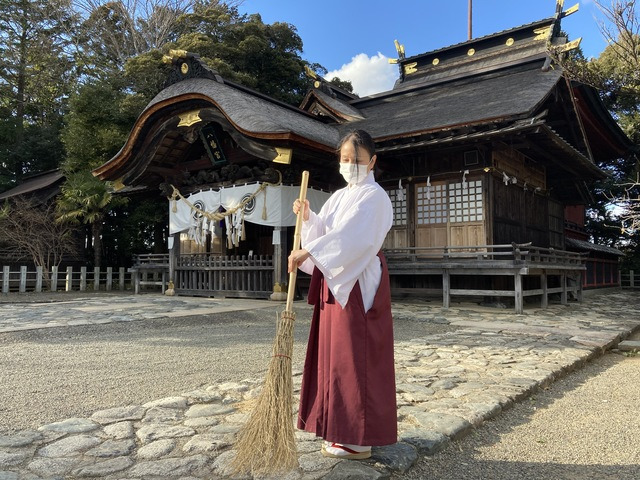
[385,243,585,314]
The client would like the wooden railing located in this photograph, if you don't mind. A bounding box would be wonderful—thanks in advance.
[129,254,170,294]
[384,243,585,269]
[175,254,273,299]
[620,270,640,289]
[384,243,586,314]
[1,265,132,293]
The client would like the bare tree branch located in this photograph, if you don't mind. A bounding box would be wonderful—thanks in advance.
[0,198,80,279]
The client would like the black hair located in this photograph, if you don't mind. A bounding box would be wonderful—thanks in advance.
[337,129,376,161]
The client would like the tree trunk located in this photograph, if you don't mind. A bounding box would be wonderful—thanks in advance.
[92,219,103,268]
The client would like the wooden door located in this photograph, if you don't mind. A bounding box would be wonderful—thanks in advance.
[448,179,485,247]
[414,178,486,248]
[415,181,448,247]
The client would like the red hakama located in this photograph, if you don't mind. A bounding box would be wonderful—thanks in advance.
[297,253,397,446]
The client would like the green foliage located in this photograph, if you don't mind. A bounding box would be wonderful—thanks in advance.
[102,197,168,266]
[62,79,136,173]
[171,3,317,105]
[328,77,354,94]
[0,0,77,191]
[57,171,125,224]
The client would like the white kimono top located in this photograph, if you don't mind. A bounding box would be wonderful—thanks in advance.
[299,171,393,312]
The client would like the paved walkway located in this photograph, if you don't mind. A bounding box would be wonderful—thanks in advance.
[0,291,638,479]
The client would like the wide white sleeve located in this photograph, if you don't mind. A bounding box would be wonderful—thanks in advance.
[303,190,392,297]
[297,210,325,275]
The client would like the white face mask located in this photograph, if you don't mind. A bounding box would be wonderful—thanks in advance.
[339,159,371,185]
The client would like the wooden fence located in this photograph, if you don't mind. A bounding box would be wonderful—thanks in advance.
[620,270,640,289]
[1,265,136,294]
[175,254,273,299]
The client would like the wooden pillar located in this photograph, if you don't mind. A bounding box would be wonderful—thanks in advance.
[80,267,87,291]
[560,273,567,305]
[134,269,140,294]
[442,269,450,309]
[540,272,548,308]
[514,272,523,314]
[577,272,583,302]
[631,269,635,288]
[66,266,73,292]
[270,226,287,301]
[94,267,100,291]
[106,267,113,291]
[119,267,125,290]
[35,266,43,293]
[51,266,58,292]
[169,234,179,286]
[2,266,8,293]
[19,266,27,293]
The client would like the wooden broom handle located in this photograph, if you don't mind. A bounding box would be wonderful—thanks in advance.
[285,170,309,311]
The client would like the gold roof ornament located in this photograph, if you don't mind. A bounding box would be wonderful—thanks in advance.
[177,110,202,128]
[553,37,582,53]
[112,178,126,192]
[534,26,551,40]
[389,39,406,65]
[562,3,579,17]
[394,40,406,60]
[403,62,417,75]
[273,147,292,164]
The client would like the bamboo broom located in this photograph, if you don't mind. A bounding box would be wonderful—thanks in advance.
[231,170,309,475]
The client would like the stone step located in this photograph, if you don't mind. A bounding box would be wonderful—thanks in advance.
[617,340,640,352]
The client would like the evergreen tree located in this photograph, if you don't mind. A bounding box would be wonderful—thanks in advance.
[0,0,77,191]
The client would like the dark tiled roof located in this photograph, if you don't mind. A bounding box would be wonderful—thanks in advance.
[565,237,624,256]
[0,170,64,201]
[301,89,364,121]
[343,65,563,140]
[146,78,339,148]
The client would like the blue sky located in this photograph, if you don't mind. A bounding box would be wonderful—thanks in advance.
[238,0,609,96]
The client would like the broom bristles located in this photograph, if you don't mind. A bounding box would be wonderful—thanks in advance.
[231,310,298,475]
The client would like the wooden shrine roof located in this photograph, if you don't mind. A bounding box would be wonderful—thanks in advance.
[0,170,65,202]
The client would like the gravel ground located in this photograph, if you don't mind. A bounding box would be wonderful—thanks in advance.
[401,332,640,480]
[0,295,453,434]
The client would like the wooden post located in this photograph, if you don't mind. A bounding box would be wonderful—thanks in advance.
[442,269,450,309]
[631,269,635,288]
[80,267,87,291]
[106,267,113,291]
[119,267,125,290]
[19,266,27,293]
[514,272,523,314]
[577,272,583,302]
[94,267,100,291]
[66,266,73,292]
[560,273,567,305]
[134,269,140,294]
[51,266,58,292]
[35,266,43,293]
[540,272,548,308]
[270,226,287,301]
[2,266,8,293]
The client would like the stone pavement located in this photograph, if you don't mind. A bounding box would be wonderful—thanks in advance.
[0,291,638,479]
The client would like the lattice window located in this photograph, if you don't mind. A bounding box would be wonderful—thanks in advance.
[449,180,483,223]
[416,183,447,225]
[387,188,407,226]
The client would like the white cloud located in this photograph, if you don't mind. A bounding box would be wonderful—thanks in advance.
[325,52,399,97]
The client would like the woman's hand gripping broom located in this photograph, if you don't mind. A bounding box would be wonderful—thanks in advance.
[231,170,309,475]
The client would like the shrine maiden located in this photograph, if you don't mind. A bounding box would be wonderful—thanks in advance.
[288,129,397,459]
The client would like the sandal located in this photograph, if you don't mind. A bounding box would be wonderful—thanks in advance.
[321,442,372,460]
